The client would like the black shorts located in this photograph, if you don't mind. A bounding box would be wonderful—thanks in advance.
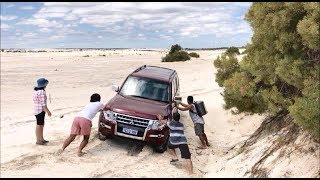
[168,142,191,159]
[35,111,45,125]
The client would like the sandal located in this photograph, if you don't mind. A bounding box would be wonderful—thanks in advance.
[170,159,178,163]
[42,140,49,143]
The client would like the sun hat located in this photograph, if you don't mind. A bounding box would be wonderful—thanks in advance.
[36,78,49,88]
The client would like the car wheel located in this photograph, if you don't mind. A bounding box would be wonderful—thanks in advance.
[153,137,168,153]
[98,132,111,141]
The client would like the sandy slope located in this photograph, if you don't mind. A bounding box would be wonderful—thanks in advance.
[0,49,275,177]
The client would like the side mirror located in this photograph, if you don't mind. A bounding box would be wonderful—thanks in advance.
[174,96,182,103]
[112,84,119,92]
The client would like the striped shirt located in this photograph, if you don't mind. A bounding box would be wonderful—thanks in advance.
[166,121,187,145]
[189,104,204,124]
[33,89,47,115]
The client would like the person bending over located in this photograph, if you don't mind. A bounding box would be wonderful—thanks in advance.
[158,112,193,174]
[57,93,104,156]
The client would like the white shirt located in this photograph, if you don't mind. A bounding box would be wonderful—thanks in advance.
[77,102,104,121]
[189,104,205,124]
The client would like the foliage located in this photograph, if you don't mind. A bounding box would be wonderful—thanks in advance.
[162,51,190,62]
[213,2,320,138]
[214,54,240,87]
[289,66,320,139]
[225,47,240,56]
[162,44,191,62]
[169,44,182,54]
[189,52,200,58]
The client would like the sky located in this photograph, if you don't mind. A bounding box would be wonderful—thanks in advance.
[1,2,253,48]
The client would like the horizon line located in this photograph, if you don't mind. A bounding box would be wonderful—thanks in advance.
[1,46,245,50]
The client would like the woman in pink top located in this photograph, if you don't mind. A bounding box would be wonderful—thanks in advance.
[33,78,52,145]
[57,93,104,156]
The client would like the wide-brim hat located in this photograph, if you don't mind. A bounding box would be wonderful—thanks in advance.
[36,78,49,88]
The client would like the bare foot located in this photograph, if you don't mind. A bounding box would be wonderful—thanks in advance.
[77,151,87,157]
[36,141,47,145]
[56,149,63,155]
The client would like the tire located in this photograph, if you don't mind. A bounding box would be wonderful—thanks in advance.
[98,132,111,141]
[153,136,168,153]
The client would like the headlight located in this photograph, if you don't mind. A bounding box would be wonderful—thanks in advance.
[147,120,163,130]
[103,110,117,124]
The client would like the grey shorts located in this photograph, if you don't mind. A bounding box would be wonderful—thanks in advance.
[194,123,204,136]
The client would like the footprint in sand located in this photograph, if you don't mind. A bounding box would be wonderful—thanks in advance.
[2,154,43,171]
[90,170,112,178]
[170,161,183,169]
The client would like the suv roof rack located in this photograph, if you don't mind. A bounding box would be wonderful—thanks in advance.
[134,65,175,73]
[133,65,147,73]
[132,65,176,81]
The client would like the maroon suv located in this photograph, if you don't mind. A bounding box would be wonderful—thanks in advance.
[98,65,180,153]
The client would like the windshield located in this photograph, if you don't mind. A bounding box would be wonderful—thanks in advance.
[119,76,169,103]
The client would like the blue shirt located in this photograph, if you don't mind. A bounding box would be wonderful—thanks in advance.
[167,121,187,145]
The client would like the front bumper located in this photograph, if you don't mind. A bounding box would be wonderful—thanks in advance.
[98,118,168,144]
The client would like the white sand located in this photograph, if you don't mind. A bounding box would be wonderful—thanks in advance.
[1,49,317,178]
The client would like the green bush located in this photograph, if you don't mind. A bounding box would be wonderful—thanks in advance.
[162,44,191,62]
[225,47,240,56]
[189,52,200,58]
[214,54,240,87]
[169,44,182,54]
[213,2,320,139]
[162,51,190,62]
[289,67,320,139]
[223,72,267,114]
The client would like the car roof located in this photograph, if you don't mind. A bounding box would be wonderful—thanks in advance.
[130,65,175,83]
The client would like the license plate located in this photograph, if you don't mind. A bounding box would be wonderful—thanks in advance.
[122,127,138,135]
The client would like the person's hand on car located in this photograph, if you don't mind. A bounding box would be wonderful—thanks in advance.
[157,114,164,120]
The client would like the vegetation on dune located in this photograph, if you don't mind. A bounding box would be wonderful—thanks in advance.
[225,46,240,56]
[189,52,200,58]
[214,2,320,139]
[162,44,200,62]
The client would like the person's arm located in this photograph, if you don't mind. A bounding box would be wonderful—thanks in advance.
[98,102,105,112]
[157,114,168,124]
[43,105,52,116]
[180,102,189,107]
[41,91,51,116]
[177,103,192,111]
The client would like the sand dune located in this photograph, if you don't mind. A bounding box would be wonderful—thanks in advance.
[1,49,269,177]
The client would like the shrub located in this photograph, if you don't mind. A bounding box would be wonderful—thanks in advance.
[213,2,320,139]
[225,46,240,56]
[162,51,190,62]
[214,54,240,87]
[162,44,191,62]
[189,52,200,58]
[169,44,182,54]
